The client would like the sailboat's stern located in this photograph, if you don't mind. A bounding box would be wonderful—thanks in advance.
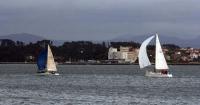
[145,70,173,78]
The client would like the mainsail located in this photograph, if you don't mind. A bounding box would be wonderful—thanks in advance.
[155,34,169,70]
[46,45,57,72]
[138,35,155,68]
[37,49,47,71]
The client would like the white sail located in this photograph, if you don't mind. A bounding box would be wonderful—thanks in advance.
[47,45,57,72]
[138,35,155,69]
[155,34,169,70]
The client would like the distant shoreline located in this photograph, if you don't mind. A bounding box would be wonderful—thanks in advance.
[0,62,200,65]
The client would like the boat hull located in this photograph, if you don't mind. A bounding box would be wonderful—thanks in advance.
[37,72,59,76]
[145,71,172,78]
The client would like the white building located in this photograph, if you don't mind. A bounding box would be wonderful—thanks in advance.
[118,52,128,60]
[108,47,118,59]
[190,52,199,59]
[108,46,138,63]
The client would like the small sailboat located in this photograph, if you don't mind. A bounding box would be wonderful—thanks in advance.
[138,33,172,77]
[37,45,59,75]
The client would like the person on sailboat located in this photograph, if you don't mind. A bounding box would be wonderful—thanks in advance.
[161,70,168,74]
[51,71,56,74]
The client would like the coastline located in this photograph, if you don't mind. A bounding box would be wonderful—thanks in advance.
[0,62,200,65]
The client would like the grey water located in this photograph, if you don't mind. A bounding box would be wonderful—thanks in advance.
[0,64,200,105]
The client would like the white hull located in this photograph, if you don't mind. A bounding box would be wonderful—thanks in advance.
[37,72,60,76]
[145,71,172,78]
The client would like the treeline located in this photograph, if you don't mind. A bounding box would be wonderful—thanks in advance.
[0,39,180,62]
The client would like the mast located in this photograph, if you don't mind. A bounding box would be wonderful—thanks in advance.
[155,33,169,70]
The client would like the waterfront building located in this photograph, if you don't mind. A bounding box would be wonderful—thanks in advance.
[108,47,118,59]
[108,46,138,63]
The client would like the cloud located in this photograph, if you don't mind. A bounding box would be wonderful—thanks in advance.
[0,0,200,40]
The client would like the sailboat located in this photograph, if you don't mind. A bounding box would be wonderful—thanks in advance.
[37,45,59,75]
[138,33,172,77]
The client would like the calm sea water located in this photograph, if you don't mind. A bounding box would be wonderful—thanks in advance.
[0,64,200,105]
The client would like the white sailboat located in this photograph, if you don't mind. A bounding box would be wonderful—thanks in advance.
[37,45,59,75]
[138,33,172,77]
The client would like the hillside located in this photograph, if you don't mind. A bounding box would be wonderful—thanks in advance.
[111,34,200,48]
[0,33,45,43]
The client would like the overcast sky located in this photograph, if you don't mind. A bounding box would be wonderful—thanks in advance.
[0,0,200,40]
